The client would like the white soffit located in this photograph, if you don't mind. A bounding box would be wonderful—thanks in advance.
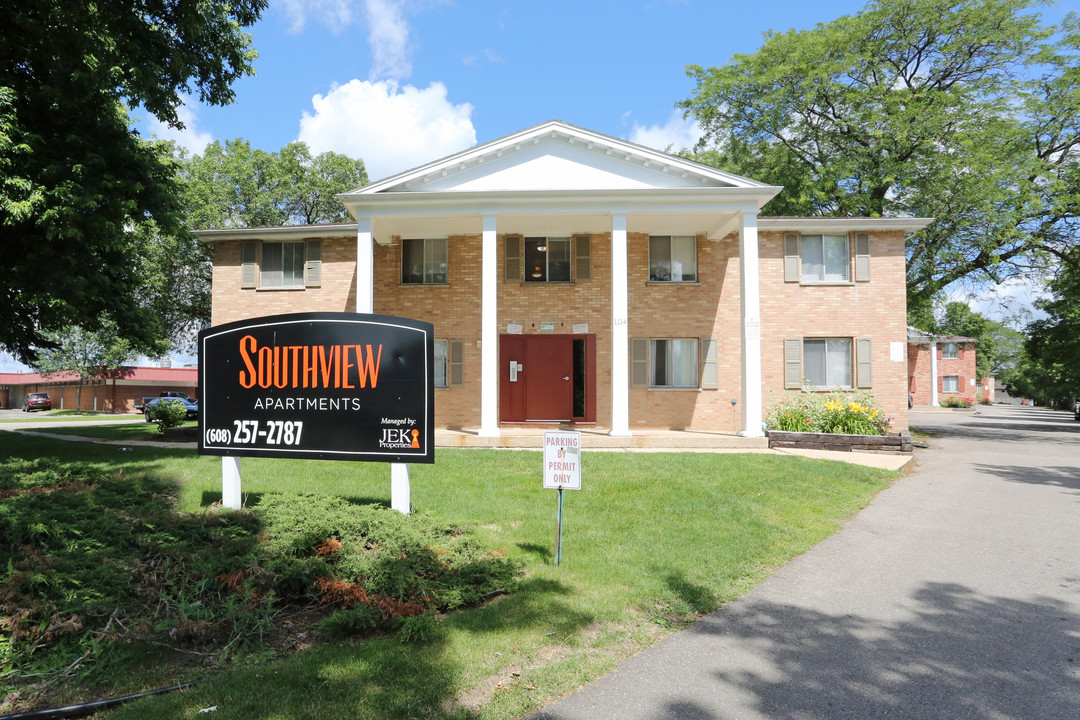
[343,120,772,197]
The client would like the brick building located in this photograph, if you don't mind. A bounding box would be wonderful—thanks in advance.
[200,121,930,435]
[0,366,197,412]
[907,327,981,406]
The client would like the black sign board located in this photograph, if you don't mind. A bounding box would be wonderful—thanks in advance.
[198,312,434,463]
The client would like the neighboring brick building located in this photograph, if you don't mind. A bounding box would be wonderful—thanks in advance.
[199,121,930,435]
[0,366,197,412]
[907,327,980,406]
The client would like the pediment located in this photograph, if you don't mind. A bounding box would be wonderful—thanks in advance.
[345,120,770,196]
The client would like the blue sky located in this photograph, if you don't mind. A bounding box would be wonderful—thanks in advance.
[138,0,882,180]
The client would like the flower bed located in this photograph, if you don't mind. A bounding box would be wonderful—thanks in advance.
[765,391,910,453]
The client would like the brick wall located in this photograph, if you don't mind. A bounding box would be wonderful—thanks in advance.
[208,228,911,432]
[908,341,979,406]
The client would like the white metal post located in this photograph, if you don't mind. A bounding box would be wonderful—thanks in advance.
[222,456,242,510]
[930,340,939,406]
[391,463,411,514]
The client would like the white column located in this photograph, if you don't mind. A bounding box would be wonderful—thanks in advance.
[356,218,374,313]
[610,213,631,437]
[738,213,764,437]
[930,341,939,406]
[222,457,242,510]
[478,215,500,437]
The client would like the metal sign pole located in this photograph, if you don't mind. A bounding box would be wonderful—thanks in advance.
[555,487,564,565]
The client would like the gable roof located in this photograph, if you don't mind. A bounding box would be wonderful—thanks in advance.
[341,120,775,197]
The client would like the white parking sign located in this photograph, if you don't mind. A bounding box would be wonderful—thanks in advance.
[543,431,581,490]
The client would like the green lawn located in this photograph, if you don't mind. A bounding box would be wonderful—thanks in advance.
[0,411,143,424]
[0,431,895,720]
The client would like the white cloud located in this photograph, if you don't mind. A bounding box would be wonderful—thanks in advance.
[628,111,702,154]
[145,100,213,154]
[298,79,476,180]
[365,0,412,81]
[946,275,1050,326]
[278,0,355,34]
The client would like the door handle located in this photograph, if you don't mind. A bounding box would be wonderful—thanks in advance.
[563,376,570,381]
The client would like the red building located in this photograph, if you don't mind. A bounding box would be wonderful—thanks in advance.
[907,328,982,406]
[0,366,197,412]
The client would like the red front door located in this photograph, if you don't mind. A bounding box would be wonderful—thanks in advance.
[500,334,594,423]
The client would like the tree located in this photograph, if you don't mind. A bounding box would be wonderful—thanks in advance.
[1021,256,1080,402]
[179,140,368,230]
[680,0,1080,318]
[0,1,266,363]
[33,321,134,411]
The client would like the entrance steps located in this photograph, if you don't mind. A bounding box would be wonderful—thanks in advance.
[435,427,769,451]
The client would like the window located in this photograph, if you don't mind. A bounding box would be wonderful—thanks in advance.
[650,338,699,388]
[434,339,464,388]
[261,241,306,288]
[649,236,697,282]
[942,375,959,393]
[524,237,570,282]
[803,338,853,388]
[801,235,849,282]
[401,238,448,284]
[942,342,958,359]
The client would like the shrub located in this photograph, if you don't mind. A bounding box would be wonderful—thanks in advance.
[147,399,187,435]
[765,391,891,436]
[940,395,975,408]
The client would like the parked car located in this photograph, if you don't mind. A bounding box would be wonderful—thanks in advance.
[136,391,196,411]
[22,392,52,412]
[143,397,200,422]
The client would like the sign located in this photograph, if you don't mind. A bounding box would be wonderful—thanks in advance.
[198,312,434,463]
[543,430,581,490]
[507,323,523,335]
[572,323,589,334]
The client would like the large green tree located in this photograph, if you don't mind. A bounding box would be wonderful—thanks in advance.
[680,0,1080,318]
[0,1,266,363]
[1019,255,1080,402]
[180,140,368,230]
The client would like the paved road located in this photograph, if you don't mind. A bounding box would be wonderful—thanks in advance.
[530,404,1080,719]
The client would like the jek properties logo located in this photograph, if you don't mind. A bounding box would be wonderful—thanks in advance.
[198,313,434,463]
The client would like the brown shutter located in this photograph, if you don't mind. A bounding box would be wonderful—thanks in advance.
[856,338,872,388]
[449,340,465,387]
[631,338,648,388]
[700,338,718,390]
[784,338,802,389]
[854,233,870,282]
[241,241,258,288]
[504,235,521,282]
[305,239,322,287]
[574,234,591,281]
[784,234,800,282]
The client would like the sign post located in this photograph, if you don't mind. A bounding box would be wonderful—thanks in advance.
[543,430,581,565]
[198,312,435,512]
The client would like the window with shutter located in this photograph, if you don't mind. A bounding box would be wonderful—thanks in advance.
[449,340,465,387]
[573,235,591,281]
[305,239,322,287]
[784,339,802,389]
[241,241,257,288]
[700,338,718,390]
[854,233,870,282]
[504,235,521,282]
[630,338,648,388]
[856,338,872,388]
[784,234,800,282]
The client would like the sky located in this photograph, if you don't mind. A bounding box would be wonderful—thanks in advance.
[3,0,1074,372]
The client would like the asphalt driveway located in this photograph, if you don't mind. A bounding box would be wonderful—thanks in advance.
[530,404,1080,719]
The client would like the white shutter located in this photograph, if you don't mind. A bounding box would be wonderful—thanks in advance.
[240,241,257,288]
[700,338,718,390]
[305,239,322,287]
[856,338,872,388]
[784,338,803,389]
[854,233,870,282]
[784,234,800,282]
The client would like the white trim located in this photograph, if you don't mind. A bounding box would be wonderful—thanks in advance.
[356,219,374,313]
[345,120,776,195]
[759,217,934,233]
[930,340,940,406]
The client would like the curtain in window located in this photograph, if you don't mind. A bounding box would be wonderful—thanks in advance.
[650,339,698,387]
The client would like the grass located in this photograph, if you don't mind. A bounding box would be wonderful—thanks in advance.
[26,421,197,441]
[0,430,896,720]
